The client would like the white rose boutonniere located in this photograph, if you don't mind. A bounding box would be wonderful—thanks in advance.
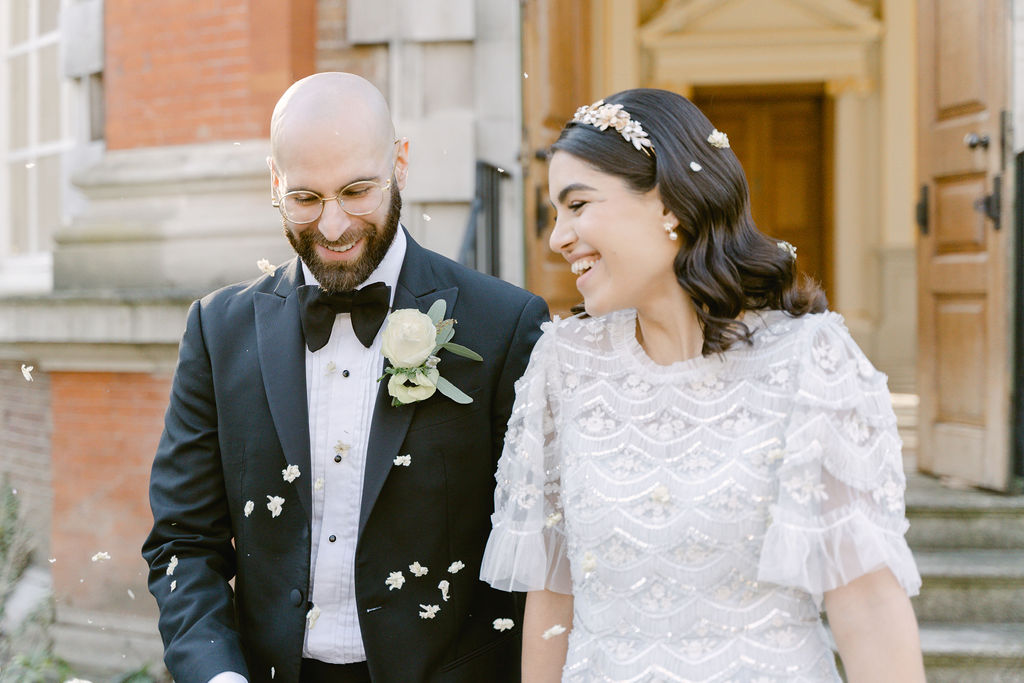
[380,300,482,407]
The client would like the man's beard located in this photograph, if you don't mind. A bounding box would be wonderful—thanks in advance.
[285,185,402,293]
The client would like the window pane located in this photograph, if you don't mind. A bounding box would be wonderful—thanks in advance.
[89,73,105,141]
[8,0,29,44]
[40,0,61,33]
[39,44,62,143]
[35,154,61,251]
[8,162,30,255]
[8,53,29,149]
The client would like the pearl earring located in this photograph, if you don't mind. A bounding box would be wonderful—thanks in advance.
[663,221,678,241]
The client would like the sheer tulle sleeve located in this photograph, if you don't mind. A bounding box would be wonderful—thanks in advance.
[758,312,921,608]
[480,324,573,594]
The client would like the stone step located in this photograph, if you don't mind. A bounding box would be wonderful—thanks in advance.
[905,473,1024,549]
[919,623,1024,683]
[911,550,1024,623]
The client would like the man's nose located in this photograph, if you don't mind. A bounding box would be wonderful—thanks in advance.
[318,197,353,242]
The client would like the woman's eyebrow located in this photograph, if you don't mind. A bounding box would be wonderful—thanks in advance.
[557,182,597,204]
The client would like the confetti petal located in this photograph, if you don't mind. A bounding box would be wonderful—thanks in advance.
[493,618,514,631]
[306,604,321,630]
[541,624,567,639]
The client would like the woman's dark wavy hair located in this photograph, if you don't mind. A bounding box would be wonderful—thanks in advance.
[551,88,827,355]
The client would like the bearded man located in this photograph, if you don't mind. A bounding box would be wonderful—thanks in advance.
[143,72,548,683]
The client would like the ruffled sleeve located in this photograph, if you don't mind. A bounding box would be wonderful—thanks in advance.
[480,323,573,594]
[758,312,921,608]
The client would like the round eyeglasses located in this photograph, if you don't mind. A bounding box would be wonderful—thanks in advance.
[273,176,393,224]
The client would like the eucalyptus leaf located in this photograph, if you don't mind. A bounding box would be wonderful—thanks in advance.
[440,342,483,362]
[437,324,456,345]
[435,376,473,404]
[427,299,447,325]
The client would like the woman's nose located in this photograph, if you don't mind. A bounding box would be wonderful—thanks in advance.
[548,214,575,254]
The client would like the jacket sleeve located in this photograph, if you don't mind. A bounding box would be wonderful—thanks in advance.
[142,299,250,683]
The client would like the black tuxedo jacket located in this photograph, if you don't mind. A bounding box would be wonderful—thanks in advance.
[143,232,549,683]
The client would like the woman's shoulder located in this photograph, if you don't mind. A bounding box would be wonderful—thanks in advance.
[745,308,849,347]
[539,310,627,347]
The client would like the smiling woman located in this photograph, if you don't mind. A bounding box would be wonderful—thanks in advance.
[481,88,926,683]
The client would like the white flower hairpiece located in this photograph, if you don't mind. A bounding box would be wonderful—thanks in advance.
[572,100,654,156]
[777,241,797,259]
[707,129,730,149]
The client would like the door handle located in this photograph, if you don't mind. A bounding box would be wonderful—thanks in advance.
[964,132,990,150]
[916,184,928,235]
[535,185,550,237]
[973,174,1001,227]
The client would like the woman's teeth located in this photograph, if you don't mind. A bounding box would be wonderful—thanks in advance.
[571,258,599,275]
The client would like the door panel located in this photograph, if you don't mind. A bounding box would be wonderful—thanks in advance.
[917,0,1011,489]
[694,89,830,299]
[521,0,592,316]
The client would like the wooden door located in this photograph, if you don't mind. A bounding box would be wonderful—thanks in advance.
[694,86,832,299]
[917,0,1012,490]
[522,0,592,316]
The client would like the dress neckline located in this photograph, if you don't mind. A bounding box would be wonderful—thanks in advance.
[611,309,711,377]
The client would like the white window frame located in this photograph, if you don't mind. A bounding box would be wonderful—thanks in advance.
[0,0,78,294]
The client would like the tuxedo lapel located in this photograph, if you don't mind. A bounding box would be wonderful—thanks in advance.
[359,235,458,537]
[255,258,312,523]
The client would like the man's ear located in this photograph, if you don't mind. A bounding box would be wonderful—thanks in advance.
[267,156,281,200]
[394,137,410,191]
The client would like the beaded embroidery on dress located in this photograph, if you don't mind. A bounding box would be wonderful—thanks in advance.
[481,308,921,682]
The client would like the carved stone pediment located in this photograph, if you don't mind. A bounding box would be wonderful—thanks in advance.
[639,0,882,87]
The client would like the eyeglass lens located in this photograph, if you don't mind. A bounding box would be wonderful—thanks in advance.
[281,180,385,222]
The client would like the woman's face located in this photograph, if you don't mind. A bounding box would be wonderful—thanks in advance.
[548,151,680,317]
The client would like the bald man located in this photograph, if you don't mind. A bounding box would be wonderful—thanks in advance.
[143,73,548,683]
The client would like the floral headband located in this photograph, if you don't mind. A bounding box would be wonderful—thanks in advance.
[572,100,654,156]
[571,99,734,163]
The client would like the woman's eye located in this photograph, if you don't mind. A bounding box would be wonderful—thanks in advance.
[292,194,321,205]
[568,201,586,212]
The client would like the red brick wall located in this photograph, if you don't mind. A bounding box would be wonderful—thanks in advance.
[0,363,53,561]
[50,372,171,615]
[105,0,316,149]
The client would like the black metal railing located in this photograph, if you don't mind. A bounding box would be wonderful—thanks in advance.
[459,161,507,277]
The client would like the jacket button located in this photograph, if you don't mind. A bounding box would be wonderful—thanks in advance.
[290,588,303,606]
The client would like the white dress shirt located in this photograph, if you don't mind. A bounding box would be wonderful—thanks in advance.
[207,229,407,683]
[302,228,406,662]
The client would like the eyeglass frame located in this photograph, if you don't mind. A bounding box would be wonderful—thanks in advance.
[271,139,401,224]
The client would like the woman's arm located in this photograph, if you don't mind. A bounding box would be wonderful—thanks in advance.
[522,590,574,683]
[824,568,926,682]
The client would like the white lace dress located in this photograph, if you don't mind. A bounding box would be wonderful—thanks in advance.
[480,309,921,682]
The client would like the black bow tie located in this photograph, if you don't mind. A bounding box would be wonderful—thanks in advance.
[296,282,392,351]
